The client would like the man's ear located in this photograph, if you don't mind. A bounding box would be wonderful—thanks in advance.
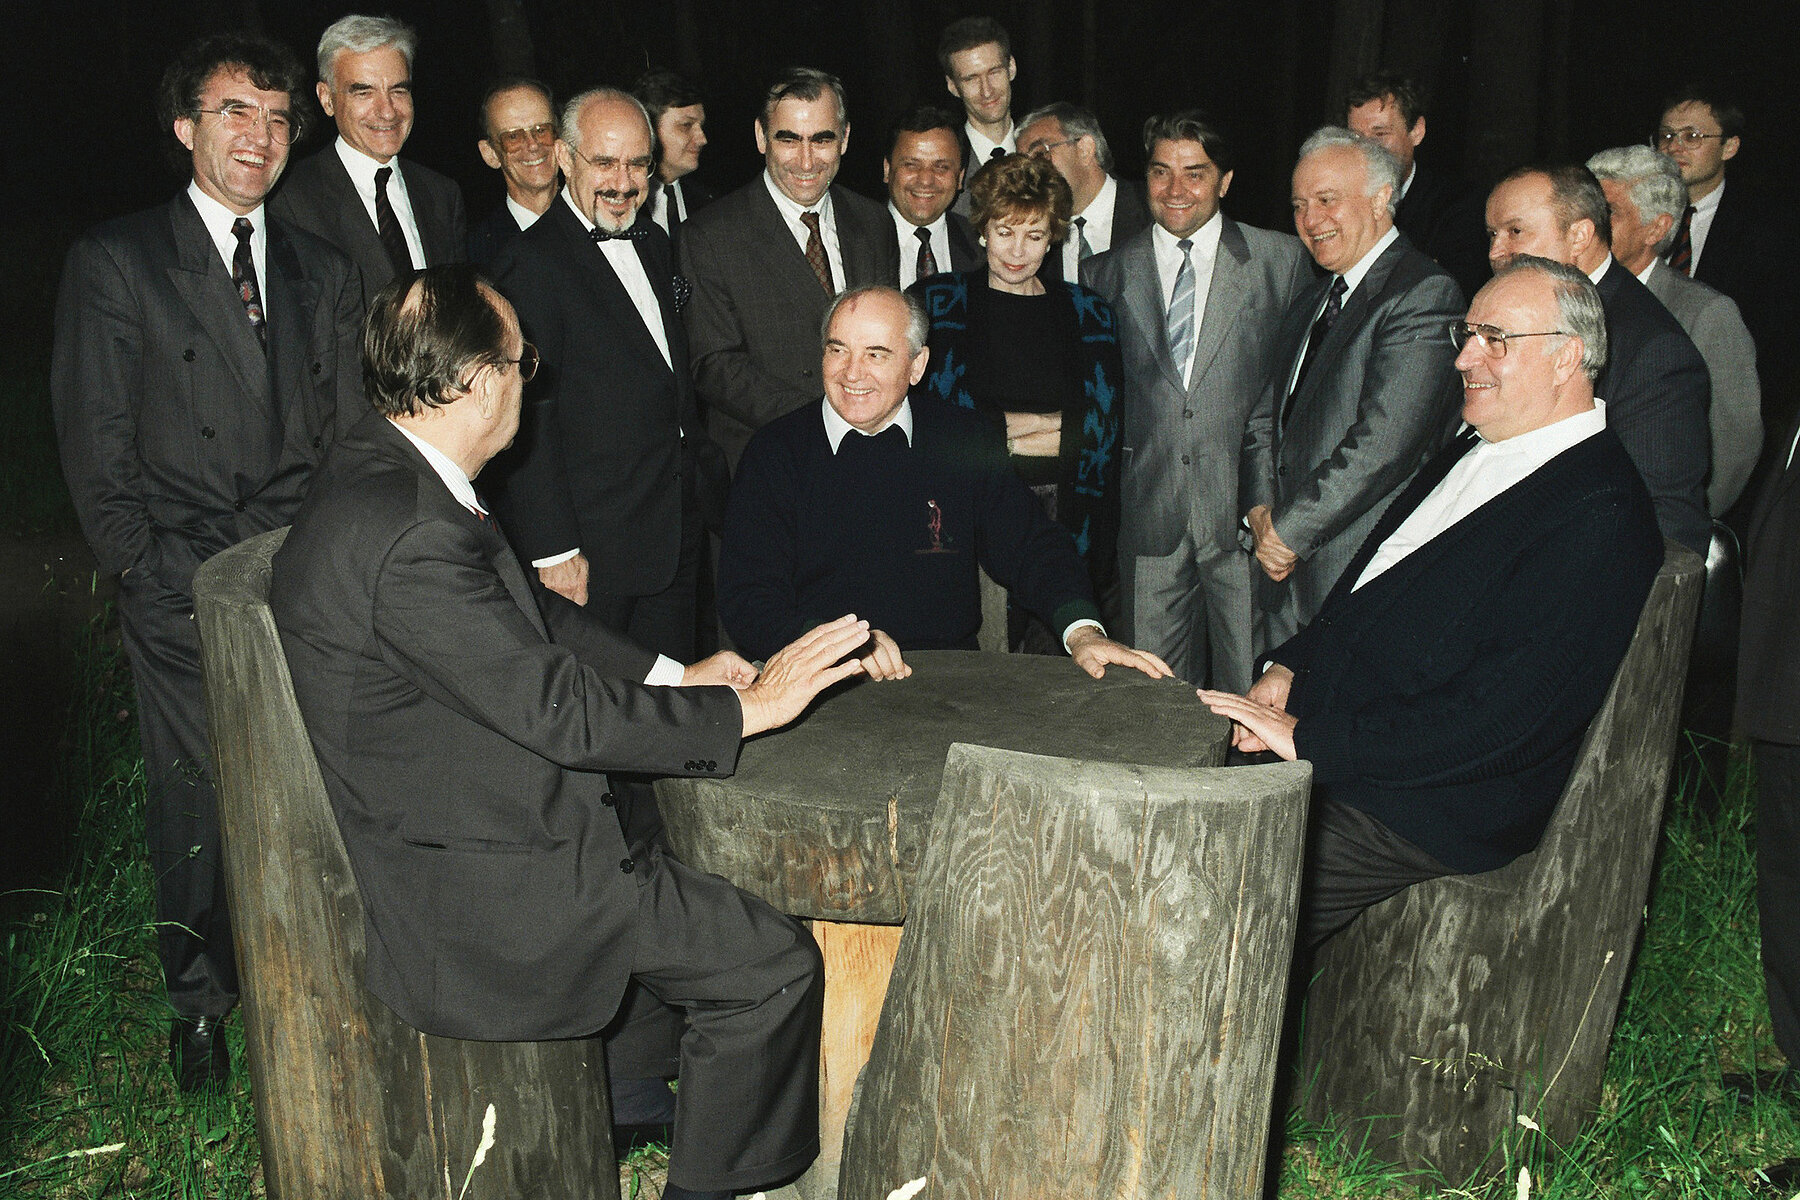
[317,80,334,117]
[909,346,930,387]
[1569,217,1599,256]
[1409,116,1426,149]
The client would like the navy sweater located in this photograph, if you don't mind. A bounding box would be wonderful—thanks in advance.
[719,397,1100,661]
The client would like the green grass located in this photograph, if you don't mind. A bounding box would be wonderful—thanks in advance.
[2,631,1794,1197]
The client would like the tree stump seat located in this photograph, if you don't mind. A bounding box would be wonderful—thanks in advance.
[193,527,618,1200]
[1298,543,1706,1185]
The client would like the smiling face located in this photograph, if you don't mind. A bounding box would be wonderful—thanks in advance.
[1484,172,1582,270]
[557,94,654,233]
[478,85,557,203]
[175,66,294,215]
[983,210,1053,291]
[823,291,929,433]
[1146,137,1233,238]
[757,94,846,208]
[1291,143,1391,275]
[944,42,1015,130]
[657,102,707,181]
[885,127,963,226]
[1454,271,1579,441]
[318,44,413,163]
[1346,96,1424,180]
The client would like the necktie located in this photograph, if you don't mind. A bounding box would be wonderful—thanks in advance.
[1074,214,1093,260]
[374,166,415,276]
[590,225,649,242]
[990,147,1006,161]
[1166,238,1195,381]
[1285,275,1347,424]
[1666,204,1695,276]
[914,226,939,281]
[666,183,683,243]
[230,217,267,352]
[801,211,834,295]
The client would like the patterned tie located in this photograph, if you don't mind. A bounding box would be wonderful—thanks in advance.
[914,226,939,281]
[1666,204,1696,276]
[374,166,415,276]
[801,210,834,295]
[1285,275,1348,425]
[1073,214,1093,260]
[1166,238,1195,381]
[590,225,649,242]
[231,217,266,352]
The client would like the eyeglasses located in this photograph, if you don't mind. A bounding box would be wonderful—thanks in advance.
[1449,321,1569,357]
[577,152,654,175]
[196,101,300,145]
[1026,138,1078,159]
[494,122,555,153]
[497,343,539,382]
[1651,127,1727,148]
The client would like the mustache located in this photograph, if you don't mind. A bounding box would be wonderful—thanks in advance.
[596,186,641,204]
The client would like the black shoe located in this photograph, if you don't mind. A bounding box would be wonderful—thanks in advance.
[612,1121,673,1156]
[1723,1066,1798,1102]
[169,1015,230,1092]
[1750,1157,1800,1193]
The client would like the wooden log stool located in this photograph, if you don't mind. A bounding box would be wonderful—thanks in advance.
[193,528,618,1200]
[1298,544,1706,1184]
[840,747,1313,1200]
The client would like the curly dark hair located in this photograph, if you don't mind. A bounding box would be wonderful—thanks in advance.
[156,33,307,171]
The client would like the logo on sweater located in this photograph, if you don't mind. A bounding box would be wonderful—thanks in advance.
[916,499,955,554]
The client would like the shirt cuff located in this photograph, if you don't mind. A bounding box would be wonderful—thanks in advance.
[644,655,685,687]
[531,548,580,568]
[1061,618,1105,654]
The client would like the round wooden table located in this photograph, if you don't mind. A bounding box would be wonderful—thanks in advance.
[657,650,1230,1195]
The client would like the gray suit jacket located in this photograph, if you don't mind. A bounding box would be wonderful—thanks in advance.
[678,179,901,466]
[271,147,466,307]
[1242,233,1465,647]
[1644,259,1762,515]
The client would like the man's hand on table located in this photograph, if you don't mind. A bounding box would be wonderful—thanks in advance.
[737,614,872,737]
[681,650,760,688]
[1199,664,1297,759]
[1067,626,1175,680]
[858,629,911,681]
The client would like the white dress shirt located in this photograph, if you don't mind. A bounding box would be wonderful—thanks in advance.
[1688,178,1724,274]
[764,173,844,292]
[1056,174,1120,281]
[648,179,695,236]
[965,122,1015,164]
[506,194,546,232]
[389,418,685,686]
[334,138,426,268]
[1151,212,1224,387]
[1353,403,1608,590]
[890,204,954,290]
[187,182,269,317]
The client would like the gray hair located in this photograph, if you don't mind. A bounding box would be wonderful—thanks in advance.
[1491,255,1609,381]
[1019,101,1113,173]
[559,87,655,158]
[821,286,929,358]
[759,67,847,132]
[317,14,416,86]
[1296,125,1403,219]
[1585,144,1690,256]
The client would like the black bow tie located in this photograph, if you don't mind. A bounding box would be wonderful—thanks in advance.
[590,225,649,242]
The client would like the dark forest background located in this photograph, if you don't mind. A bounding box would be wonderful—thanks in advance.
[0,0,1793,245]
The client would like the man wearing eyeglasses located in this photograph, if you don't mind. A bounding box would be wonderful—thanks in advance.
[50,32,363,1092]
[468,79,558,265]
[270,14,465,307]
[1016,102,1152,284]
[1202,257,1662,946]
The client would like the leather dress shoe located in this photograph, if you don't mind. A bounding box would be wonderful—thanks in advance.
[169,1015,231,1092]
[1749,1157,1800,1193]
[1724,1066,1799,1102]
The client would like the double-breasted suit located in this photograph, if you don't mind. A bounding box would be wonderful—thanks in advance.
[52,190,363,1017]
[1084,216,1312,689]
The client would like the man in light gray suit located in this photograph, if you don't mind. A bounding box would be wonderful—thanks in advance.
[1589,144,1761,515]
[678,67,899,467]
[1242,127,1464,650]
[1084,112,1311,689]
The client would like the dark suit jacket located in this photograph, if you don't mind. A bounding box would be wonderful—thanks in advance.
[1275,427,1663,874]
[270,410,742,1041]
[1393,162,1490,303]
[1038,178,1152,284]
[1592,259,1712,554]
[51,192,364,599]
[1242,233,1465,646]
[1693,181,1791,376]
[678,179,901,465]
[467,201,524,267]
[893,210,981,285]
[271,147,467,307]
[486,203,725,595]
[1738,417,1800,743]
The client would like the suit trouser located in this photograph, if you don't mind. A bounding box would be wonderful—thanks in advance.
[1120,530,1255,691]
[116,572,238,1018]
[1753,740,1800,1064]
[623,848,823,1192]
[1300,799,1454,949]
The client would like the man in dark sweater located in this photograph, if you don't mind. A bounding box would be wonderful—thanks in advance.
[719,285,1170,682]
[1202,257,1664,946]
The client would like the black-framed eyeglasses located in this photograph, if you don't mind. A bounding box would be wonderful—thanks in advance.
[196,101,300,145]
[1651,128,1727,148]
[497,342,540,382]
[494,122,555,152]
[1449,321,1570,357]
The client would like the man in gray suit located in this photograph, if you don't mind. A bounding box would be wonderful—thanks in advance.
[270,14,465,306]
[678,67,900,467]
[1084,112,1311,689]
[1242,127,1464,650]
[1589,144,1761,515]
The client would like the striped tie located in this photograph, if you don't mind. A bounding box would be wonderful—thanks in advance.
[1166,238,1196,381]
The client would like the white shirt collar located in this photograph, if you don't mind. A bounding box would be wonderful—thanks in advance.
[389,418,485,514]
[889,201,948,238]
[561,186,597,231]
[1476,399,1607,452]
[1635,256,1659,287]
[822,396,914,452]
[763,171,835,227]
[1695,177,1724,217]
[1075,173,1117,224]
[185,181,267,272]
[334,135,399,188]
[1586,254,1615,287]
[965,121,1014,162]
[1150,209,1223,260]
[1339,224,1400,297]
[507,194,546,231]
[1399,163,1417,200]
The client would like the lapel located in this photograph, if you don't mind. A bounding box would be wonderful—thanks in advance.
[1186,217,1252,394]
[263,220,318,428]
[747,181,835,299]
[1118,232,1183,393]
[831,186,873,287]
[164,194,272,412]
[312,150,391,272]
[1300,235,1408,395]
[947,212,982,271]
[548,204,673,378]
